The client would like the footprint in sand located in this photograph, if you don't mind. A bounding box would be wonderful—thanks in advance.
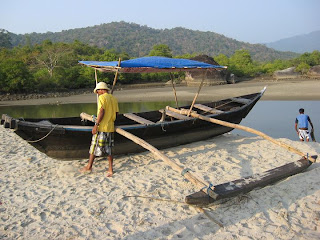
[57,165,79,177]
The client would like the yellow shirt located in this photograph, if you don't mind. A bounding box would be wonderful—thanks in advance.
[97,93,119,132]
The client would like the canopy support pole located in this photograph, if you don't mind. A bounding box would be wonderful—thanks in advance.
[111,58,121,94]
[170,73,179,108]
[187,70,208,117]
[166,106,316,163]
[95,69,98,107]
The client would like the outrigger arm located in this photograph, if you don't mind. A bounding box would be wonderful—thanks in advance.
[165,106,317,206]
[166,106,316,163]
[79,112,219,201]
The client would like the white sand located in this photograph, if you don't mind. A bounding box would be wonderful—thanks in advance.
[1,126,320,239]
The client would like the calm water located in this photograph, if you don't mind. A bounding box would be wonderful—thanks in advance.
[0,101,190,118]
[232,101,320,141]
[0,101,319,141]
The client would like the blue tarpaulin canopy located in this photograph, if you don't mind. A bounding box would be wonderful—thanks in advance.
[79,56,227,73]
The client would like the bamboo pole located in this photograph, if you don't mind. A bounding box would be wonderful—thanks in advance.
[95,69,99,107]
[79,111,218,199]
[169,73,179,108]
[166,106,316,163]
[187,70,208,117]
[115,127,218,199]
[111,58,121,94]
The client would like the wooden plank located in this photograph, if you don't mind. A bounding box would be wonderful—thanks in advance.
[193,104,224,114]
[185,156,316,205]
[231,97,251,104]
[159,109,192,120]
[123,113,154,125]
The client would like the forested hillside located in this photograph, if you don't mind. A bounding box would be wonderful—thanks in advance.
[9,21,298,62]
[1,25,319,95]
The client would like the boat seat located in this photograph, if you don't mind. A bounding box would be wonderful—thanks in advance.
[123,113,155,125]
[193,104,224,114]
[159,109,192,120]
[231,97,251,104]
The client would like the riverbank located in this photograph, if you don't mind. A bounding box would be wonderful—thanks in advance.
[1,126,320,239]
[0,78,320,106]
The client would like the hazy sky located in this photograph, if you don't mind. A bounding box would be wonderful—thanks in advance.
[1,0,319,44]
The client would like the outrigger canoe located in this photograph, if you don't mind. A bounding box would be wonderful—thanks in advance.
[1,56,316,206]
[1,88,265,159]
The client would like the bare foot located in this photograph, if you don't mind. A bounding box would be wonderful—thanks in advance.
[106,171,113,177]
[79,167,92,173]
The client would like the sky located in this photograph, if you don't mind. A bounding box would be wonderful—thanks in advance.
[1,0,320,44]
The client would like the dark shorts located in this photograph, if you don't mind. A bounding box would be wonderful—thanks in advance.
[89,132,114,156]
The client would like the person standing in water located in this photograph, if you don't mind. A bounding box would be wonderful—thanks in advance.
[295,108,314,142]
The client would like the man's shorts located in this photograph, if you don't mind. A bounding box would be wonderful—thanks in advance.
[298,129,310,141]
[89,132,114,156]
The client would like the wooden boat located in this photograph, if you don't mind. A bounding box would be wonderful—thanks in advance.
[2,56,315,206]
[1,88,265,159]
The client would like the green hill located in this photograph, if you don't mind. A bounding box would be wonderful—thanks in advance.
[9,21,298,62]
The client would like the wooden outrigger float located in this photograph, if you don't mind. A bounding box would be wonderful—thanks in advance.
[185,155,316,205]
[164,106,317,205]
[2,56,316,206]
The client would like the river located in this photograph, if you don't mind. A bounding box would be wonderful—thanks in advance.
[0,100,319,141]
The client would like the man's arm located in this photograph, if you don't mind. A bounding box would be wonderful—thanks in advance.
[308,116,314,129]
[92,107,105,135]
[295,118,298,132]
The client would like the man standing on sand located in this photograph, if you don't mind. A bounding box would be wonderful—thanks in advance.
[80,82,119,177]
[295,108,314,142]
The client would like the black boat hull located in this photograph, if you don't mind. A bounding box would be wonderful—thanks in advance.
[3,90,264,159]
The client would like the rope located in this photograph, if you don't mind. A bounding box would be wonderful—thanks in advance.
[197,207,224,227]
[122,195,185,205]
[181,168,191,176]
[26,124,58,143]
[200,183,214,195]
[160,122,166,132]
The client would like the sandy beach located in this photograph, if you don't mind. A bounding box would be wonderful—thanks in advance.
[1,79,320,239]
[1,126,320,239]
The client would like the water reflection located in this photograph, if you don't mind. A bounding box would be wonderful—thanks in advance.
[1,100,319,141]
[0,101,190,119]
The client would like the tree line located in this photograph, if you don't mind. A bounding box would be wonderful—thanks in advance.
[0,38,319,94]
